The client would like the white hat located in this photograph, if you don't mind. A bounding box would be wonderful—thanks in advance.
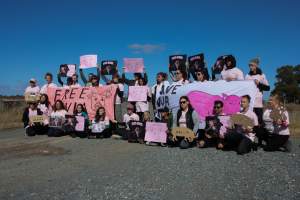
[29,78,37,83]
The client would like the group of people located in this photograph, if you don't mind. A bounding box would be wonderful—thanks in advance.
[22,54,291,155]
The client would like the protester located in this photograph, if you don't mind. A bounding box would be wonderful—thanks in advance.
[245,58,270,126]
[151,72,170,121]
[171,69,190,85]
[172,96,199,148]
[221,55,244,81]
[37,93,52,119]
[89,107,111,139]
[198,101,231,149]
[22,102,48,136]
[194,69,208,82]
[122,67,148,86]
[91,75,103,87]
[47,100,68,137]
[72,104,89,138]
[256,95,291,152]
[128,112,150,144]
[71,74,81,87]
[224,95,258,155]
[80,67,101,86]
[40,73,57,94]
[135,78,152,120]
[211,55,227,81]
[24,78,40,95]
[158,107,173,146]
[188,53,210,81]
[112,74,124,122]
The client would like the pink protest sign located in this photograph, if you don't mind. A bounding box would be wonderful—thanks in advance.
[80,55,97,69]
[128,86,148,102]
[123,58,144,73]
[75,116,85,131]
[187,91,241,120]
[67,64,76,77]
[47,85,117,120]
[145,122,167,143]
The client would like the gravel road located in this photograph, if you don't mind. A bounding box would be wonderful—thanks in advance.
[0,128,299,200]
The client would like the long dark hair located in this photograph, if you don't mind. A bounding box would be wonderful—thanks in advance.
[94,107,106,123]
[53,100,66,112]
[195,69,208,81]
[74,104,87,115]
[40,94,50,107]
[225,55,236,69]
[179,96,193,111]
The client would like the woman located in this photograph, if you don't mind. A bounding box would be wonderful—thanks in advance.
[135,78,152,120]
[40,73,58,94]
[172,96,199,148]
[211,55,227,81]
[72,104,89,138]
[112,74,124,122]
[245,58,270,126]
[194,69,208,82]
[171,69,190,85]
[257,95,291,152]
[47,100,68,137]
[225,95,258,155]
[89,107,111,139]
[221,55,244,81]
[38,94,52,118]
[22,102,48,136]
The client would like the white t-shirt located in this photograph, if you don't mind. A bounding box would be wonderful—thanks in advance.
[174,79,190,85]
[91,117,110,133]
[245,73,269,108]
[221,68,244,81]
[40,83,57,94]
[38,103,52,116]
[135,86,151,112]
[123,113,140,123]
[263,109,290,136]
[179,110,187,128]
[239,109,258,142]
[28,108,38,118]
[115,83,124,105]
[24,86,40,95]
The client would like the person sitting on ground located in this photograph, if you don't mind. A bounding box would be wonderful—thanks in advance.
[172,96,199,149]
[221,55,244,81]
[256,94,291,152]
[245,57,270,126]
[47,100,68,137]
[40,73,57,94]
[37,94,52,125]
[112,103,140,140]
[197,100,230,149]
[22,101,48,136]
[24,78,40,95]
[224,95,258,155]
[128,111,151,144]
[72,104,89,138]
[156,107,173,147]
[89,107,111,139]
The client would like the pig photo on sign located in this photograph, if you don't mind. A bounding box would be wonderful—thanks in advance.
[169,55,187,71]
[101,60,117,75]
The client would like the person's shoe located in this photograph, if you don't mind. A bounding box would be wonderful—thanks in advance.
[160,143,167,147]
[146,141,158,146]
[111,134,122,139]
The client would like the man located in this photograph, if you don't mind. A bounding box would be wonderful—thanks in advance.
[24,78,40,95]
[40,73,57,94]
[225,95,258,155]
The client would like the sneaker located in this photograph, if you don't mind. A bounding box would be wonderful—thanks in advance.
[111,134,122,139]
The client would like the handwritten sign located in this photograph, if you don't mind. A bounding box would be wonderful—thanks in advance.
[67,64,76,77]
[49,116,65,128]
[80,55,97,69]
[29,115,44,123]
[171,127,196,142]
[75,116,85,131]
[47,85,117,120]
[128,86,148,102]
[123,58,144,73]
[144,122,167,143]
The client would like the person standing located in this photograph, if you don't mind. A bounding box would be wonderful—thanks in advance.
[40,73,57,94]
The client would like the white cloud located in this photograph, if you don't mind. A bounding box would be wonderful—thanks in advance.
[128,43,166,54]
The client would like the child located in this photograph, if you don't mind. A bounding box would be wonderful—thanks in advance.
[89,107,111,138]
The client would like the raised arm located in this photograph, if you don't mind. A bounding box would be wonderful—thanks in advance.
[57,73,64,86]
[79,69,87,85]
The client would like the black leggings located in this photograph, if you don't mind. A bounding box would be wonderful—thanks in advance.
[264,134,289,151]
[254,107,263,126]
[26,125,48,136]
[225,133,253,155]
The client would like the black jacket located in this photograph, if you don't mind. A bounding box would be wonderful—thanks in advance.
[22,107,43,128]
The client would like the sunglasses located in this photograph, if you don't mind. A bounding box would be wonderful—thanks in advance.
[180,101,187,104]
[175,72,181,75]
[214,106,222,109]
[196,73,202,76]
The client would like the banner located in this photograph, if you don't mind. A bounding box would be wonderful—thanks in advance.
[128,86,148,102]
[47,85,117,120]
[80,55,97,69]
[123,58,144,73]
[156,80,258,120]
[145,122,167,143]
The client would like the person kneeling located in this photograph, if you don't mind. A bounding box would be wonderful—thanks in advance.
[89,107,111,139]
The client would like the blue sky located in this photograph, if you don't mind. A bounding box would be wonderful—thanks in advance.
[0,0,299,95]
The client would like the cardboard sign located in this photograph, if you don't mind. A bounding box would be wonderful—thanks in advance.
[25,93,40,102]
[101,60,117,75]
[128,86,148,102]
[59,64,76,77]
[29,115,44,123]
[49,116,65,128]
[47,85,117,120]
[80,55,97,69]
[145,122,167,143]
[123,58,144,73]
[169,55,187,71]
[75,116,85,131]
[171,127,195,142]
[230,114,254,128]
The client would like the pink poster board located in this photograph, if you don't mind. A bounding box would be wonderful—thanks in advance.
[123,58,144,73]
[145,122,167,143]
[128,86,148,102]
[80,55,97,69]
